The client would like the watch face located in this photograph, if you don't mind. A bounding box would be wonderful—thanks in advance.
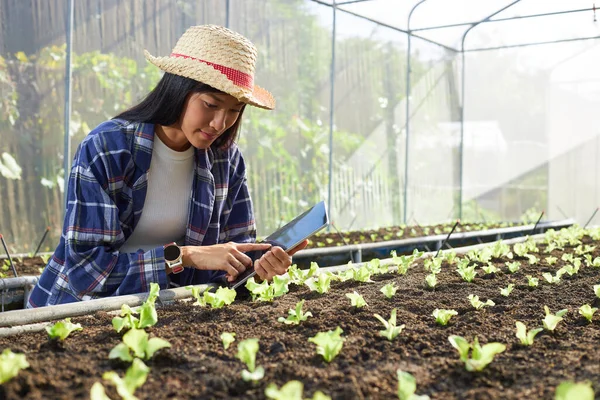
[164,244,181,262]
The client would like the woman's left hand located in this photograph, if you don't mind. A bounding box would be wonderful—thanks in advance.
[254,239,309,281]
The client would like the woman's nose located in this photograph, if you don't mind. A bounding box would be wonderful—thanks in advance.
[210,111,227,132]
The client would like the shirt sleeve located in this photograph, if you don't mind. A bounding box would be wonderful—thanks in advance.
[60,134,169,301]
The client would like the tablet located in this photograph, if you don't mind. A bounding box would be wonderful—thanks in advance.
[229,200,329,289]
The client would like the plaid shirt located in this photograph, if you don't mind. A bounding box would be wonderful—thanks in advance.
[28,119,256,307]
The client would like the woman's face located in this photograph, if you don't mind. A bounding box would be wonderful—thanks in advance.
[177,92,244,149]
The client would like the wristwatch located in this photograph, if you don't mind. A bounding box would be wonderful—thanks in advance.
[163,242,184,274]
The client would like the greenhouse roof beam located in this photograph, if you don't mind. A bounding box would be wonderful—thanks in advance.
[310,0,459,52]
[464,34,600,53]
[412,7,595,32]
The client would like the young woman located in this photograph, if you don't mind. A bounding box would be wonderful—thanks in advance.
[28,25,307,307]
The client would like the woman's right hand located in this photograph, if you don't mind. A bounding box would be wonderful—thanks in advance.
[181,242,272,281]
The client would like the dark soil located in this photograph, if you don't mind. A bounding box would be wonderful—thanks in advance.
[0,255,46,277]
[307,222,521,249]
[1,238,599,399]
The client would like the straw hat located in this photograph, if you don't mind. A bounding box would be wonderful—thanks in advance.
[144,25,275,110]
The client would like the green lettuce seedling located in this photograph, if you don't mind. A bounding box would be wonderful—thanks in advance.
[542,306,568,331]
[525,254,539,265]
[555,381,595,400]
[237,338,264,382]
[93,358,149,400]
[491,240,513,259]
[505,261,521,274]
[468,294,494,310]
[265,380,331,400]
[109,328,171,362]
[113,283,160,332]
[562,263,580,276]
[392,249,422,275]
[351,265,373,283]
[0,349,29,384]
[373,309,405,341]
[448,335,506,372]
[287,262,319,285]
[278,300,313,325]
[397,370,430,400]
[500,284,514,297]
[220,332,236,350]
[542,270,564,285]
[308,327,345,362]
[584,254,600,267]
[444,251,457,265]
[545,256,558,265]
[515,321,543,346]
[380,282,398,299]
[191,286,237,306]
[432,309,458,326]
[456,264,477,282]
[305,273,333,294]
[561,253,574,263]
[594,285,600,298]
[245,277,271,301]
[368,258,388,274]
[578,304,597,323]
[513,242,529,257]
[425,273,437,288]
[481,264,498,274]
[423,257,443,274]
[526,275,539,287]
[346,291,368,308]
[46,318,83,341]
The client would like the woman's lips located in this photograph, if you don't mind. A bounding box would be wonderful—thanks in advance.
[200,131,218,140]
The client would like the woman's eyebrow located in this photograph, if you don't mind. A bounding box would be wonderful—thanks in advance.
[205,93,244,106]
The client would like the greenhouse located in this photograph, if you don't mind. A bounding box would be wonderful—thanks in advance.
[0,1,599,399]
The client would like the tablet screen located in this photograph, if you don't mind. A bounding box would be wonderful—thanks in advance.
[229,201,329,289]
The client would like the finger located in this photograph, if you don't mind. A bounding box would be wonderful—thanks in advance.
[268,247,291,267]
[220,262,240,280]
[254,260,268,281]
[236,242,272,252]
[288,239,309,256]
[230,249,253,267]
[260,252,285,279]
[226,254,247,274]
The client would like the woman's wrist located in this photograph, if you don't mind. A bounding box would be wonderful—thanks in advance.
[181,245,192,267]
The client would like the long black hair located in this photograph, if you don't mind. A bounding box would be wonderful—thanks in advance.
[115,72,245,149]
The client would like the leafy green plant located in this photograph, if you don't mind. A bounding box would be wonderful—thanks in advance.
[432,309,458,326]
[305,273,333,294]
[423,257,443,274]
[391,249,422,275]
[561,263,580,276]
[189,285,237,307]
[112,283,160,332]
[542,270,565,285]
[481,264,498,274]
[346,291,368,308]
[0,349,29,384]
[237,338,265,382]
[91,358,149,400]
[505,261,521,274]
[109,328,171,362]
[373,309,405,340]
[265,380,331,400]
[46,317,83,340]
[397,370,430,400]
[542,306,568,331]
[221,332,236,350]
[490,240,513,259]
[40,253,51,264]
[425,273,437,289]
[500,284,514,297]
[554,381,595,400]
[278,300,313,325]
[578,304,597,323]
[308,327,345,362]
[526,275,539,287]
[515,321,543,346]
[525,254,539,265]
[456,264,477,282]
[468,294,494,310]
[583,254,600,267]
[287,262,319,285]
[351,265,374,283]
[380,282,398,298]
[594,284,600,298]
[448,335,506,372]
[545,256,558,265]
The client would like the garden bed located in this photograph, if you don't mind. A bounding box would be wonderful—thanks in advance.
[0,227,598,399]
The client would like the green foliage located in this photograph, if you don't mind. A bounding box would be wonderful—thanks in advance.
[515,321,543,346]
[397,370,430,400]
[308,327,345,362]
[578,305,597,323]
[109,328,171,362]
[278,300,313,325]
[542,306,568,331]
[305,273,333,294]
[554,381,595,400]
[220,332,236,350]
[500,284,514,297]
[236,338,264,382]
[380,282,398,299]
[112,283,160,333]
[188,285,237,307]
[448,336,506,372]
[265,380,332,400]
[94,358,150,400]
[346,291,368,308]
[468,294,494,310]
[373,309,405,341]
[46,318,83,341]
[432,309,458,326]
[0,349,29,384]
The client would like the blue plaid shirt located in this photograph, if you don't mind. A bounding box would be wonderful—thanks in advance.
[28,119,256,307]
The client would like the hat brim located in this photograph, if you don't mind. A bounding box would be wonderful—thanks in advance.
[144,50,275,110]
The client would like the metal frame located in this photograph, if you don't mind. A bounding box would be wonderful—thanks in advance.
[308,0,600,223]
